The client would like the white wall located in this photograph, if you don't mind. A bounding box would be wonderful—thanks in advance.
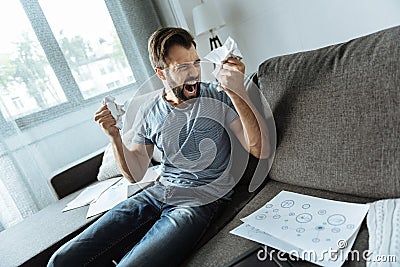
[155,0,400,73]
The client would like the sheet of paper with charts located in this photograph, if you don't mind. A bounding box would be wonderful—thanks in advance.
[230,191,369,267]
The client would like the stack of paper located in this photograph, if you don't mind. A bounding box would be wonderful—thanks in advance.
[62,177,121,212]
[63,165,161,218]
[230,191,369,267]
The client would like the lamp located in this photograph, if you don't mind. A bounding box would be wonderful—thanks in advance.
[192,0,226,50]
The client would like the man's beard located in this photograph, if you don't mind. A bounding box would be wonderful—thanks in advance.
[172,81,200,101]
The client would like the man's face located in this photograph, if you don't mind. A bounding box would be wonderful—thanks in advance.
[162,44,201,101]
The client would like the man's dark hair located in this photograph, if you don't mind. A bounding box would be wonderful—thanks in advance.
[148,27,196,69]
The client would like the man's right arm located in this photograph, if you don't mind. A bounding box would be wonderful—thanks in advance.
[94,105,153,183]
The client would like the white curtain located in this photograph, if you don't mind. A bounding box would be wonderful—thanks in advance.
[0,124,53,229]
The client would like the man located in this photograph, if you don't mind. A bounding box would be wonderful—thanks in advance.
[48,27,269,266]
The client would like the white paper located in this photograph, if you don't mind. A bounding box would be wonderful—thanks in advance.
[86,166,162,218]
[230,223,360,267]
[204,37,243,91]
[140,165,161,183]
[103,95,126,129]
[204,36,243,64]
[62,177,121,212]
[231,191,369,267]
[127,165,161,197]
[127,182,152,198]
[230,224,300,255]
[86,178,131,218]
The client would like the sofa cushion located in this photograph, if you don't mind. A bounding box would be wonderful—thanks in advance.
[258,26,400,199]
[183,179,375,267]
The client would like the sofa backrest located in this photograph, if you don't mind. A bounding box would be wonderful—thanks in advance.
[51,149,104,199]
[258,26,400,199]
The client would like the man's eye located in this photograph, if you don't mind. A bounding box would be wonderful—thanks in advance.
[176,65,189,71]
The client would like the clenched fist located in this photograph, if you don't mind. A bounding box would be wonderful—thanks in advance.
[94,105,120,138]
[217,57,246,97]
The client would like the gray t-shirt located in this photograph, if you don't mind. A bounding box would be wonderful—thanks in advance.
[132,82,239,193]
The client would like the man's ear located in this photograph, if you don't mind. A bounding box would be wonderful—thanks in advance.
[155,67,166,80]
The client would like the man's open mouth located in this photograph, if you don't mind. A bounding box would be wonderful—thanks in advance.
[183,80,199,98]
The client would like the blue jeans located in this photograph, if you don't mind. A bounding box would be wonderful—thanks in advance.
[48,184,228,267]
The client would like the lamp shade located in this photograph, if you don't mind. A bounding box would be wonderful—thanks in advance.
[192,1,226,36]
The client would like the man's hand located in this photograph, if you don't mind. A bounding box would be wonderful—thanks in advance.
[217,57,246,97]
[94,105,120,138]
[94,105,151,182]
[223,56,245,73]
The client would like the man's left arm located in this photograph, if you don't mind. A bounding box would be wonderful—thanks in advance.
[218,57,270,159]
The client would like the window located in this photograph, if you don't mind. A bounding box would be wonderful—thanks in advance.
[0,0,140,130]
[0,0,67,120]
[11,97,24,110]
[39,0,136,100]
[0,0,160,231]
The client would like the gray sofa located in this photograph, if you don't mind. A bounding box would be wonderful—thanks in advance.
[184,25,400,266]
[1,25,398,267]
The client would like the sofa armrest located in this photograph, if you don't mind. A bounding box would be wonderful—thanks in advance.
[50,149,105,199]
